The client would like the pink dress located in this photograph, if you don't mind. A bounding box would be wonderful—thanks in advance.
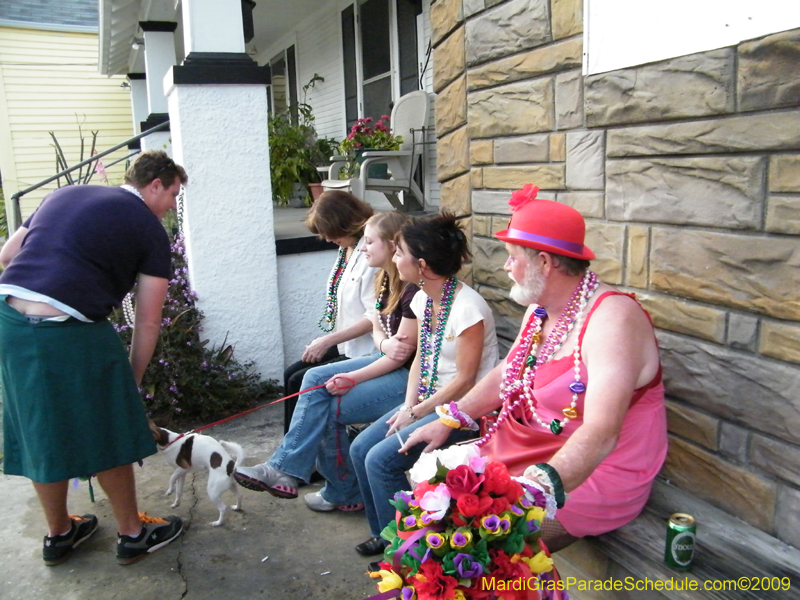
[480,292,668,537]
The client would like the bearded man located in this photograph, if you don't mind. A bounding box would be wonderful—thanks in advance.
[401,185,668,551]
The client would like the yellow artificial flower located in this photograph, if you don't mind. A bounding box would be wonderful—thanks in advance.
[521,550,554,574]
[526,506,546,523]
[376,569,404,592]
[452,590,467,600]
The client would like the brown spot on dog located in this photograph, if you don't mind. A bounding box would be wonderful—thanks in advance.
[226,459,235,477]
[210,452,222,469]
[151,422,170,447]
[176,436,194,470]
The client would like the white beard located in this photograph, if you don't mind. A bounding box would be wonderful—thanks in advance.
[509,263,546,306]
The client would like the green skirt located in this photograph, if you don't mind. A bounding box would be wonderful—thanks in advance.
[0,298,156,483]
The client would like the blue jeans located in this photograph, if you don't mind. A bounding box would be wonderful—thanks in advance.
[350,406,475,537]
[268,353,409,505]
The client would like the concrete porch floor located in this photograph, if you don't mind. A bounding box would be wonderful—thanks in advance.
[1,402,379,600]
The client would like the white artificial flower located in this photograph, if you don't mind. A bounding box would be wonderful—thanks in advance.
[408,451,440,485]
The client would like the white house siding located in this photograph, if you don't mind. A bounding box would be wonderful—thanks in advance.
[0,26,132,220]
[296,6,347,142]
[277,248,337,367]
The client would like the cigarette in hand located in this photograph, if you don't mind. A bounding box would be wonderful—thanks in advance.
[394,429,407,454]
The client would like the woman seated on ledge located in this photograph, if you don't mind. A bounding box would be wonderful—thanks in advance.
[235,212,417,511]
[401,186,668,552]
[351,212,499,556]
[280,190,380,433]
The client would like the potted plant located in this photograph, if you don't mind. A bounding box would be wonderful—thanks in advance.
[268,74,337,206]
[338,116,403,180]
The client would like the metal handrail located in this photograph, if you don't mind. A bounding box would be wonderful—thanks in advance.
[8,120,171,233]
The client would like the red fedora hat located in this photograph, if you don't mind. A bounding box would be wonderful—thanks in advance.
[494,185,595,260]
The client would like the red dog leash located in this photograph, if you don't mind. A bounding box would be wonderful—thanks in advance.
[160,376,356,449]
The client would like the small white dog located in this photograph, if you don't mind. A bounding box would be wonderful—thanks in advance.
[151,426,245,527]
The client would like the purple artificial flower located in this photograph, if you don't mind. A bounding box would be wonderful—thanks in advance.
[394,491,413,504]
[510,505,524,516]
[452,532,468,546]
[481,515,500,533]
[499,517,511,532]
[404,515,417,528]
[453,553,483,578]
[401,588,415,600]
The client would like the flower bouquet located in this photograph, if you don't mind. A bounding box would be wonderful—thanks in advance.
[368,445,565,600]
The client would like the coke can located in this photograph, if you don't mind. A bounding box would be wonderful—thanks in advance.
[665,513,696,569]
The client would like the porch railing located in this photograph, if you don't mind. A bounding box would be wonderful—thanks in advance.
[8,120,170,234]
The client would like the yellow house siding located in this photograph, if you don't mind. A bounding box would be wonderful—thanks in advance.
[0,25,134,222]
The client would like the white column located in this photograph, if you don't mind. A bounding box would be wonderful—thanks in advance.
[127,75,148,133]
[164,0,283,381]
[140,23,177,152]
[182,0,245,54]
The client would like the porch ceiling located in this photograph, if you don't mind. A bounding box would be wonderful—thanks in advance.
[99,0,325,76]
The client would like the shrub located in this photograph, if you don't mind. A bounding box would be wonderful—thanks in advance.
[111,224,279,427]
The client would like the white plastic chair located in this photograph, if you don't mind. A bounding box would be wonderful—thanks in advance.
[322,90,429,212]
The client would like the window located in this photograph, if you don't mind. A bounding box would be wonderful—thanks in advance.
[268,45,298,117]
[341,0,422,129]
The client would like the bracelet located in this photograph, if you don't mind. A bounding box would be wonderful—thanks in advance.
[379,338,386,356]
[404,405,418,420]
[435,402,479,431]
[533,462,566,509]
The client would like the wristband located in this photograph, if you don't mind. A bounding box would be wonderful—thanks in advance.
[533,462,565,509]
[435,402,479,431]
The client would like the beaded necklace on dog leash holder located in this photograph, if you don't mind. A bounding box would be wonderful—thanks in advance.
[476,270,598,446]
[318,246,350,332]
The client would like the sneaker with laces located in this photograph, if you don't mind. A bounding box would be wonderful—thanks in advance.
[116,513,183,565]
[304,491,364,513]
[42,514,99,566]
[234,463,299,499]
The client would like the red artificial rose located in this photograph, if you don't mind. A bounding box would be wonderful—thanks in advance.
[411,558,459,600]
[491,496,511,515]
[505,479,524,504]
[451,509,469,527]
[508,184,539,212]
[457,493,493,518]
[487,549,539,600]
[445,464,484,500]
[483,462,512,496]
[463,576,495,599]
[413,480,438,500]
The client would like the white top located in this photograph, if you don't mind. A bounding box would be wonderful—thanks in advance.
[410,282,498,390]
[335,236,378,358]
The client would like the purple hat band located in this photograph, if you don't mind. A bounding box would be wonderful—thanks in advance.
[505,227,586,255]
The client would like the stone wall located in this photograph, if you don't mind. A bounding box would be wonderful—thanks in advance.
[431,0,800,548]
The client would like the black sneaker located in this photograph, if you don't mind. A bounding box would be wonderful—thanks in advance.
[43,514,99,566]
[116,513,183,565]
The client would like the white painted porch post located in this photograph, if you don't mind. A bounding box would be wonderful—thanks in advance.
[140,24,177,152]
[164,0,284,381]
[127,75,148,135]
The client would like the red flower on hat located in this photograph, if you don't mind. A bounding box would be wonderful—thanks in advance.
[509,184,539,212]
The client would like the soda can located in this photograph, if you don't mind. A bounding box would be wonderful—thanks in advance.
[665,513,696,569]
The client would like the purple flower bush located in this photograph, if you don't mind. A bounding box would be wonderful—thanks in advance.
[111,227,278,426]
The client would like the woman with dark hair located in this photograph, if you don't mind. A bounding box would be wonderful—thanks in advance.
[350,212,499,556]
[281,190,379,431]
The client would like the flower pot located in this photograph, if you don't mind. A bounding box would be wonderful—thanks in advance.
[356,149,389,179]
[308,183,324,201]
